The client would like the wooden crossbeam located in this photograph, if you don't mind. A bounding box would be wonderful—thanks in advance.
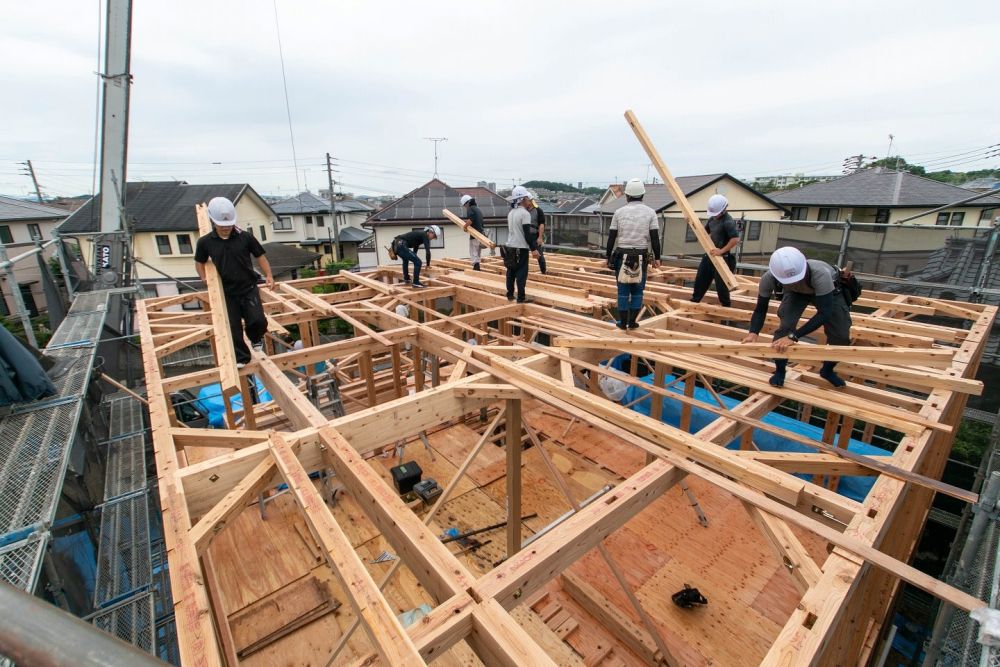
[442,208,498,249]
[190,451,277,554]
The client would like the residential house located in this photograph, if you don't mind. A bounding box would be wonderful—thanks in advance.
[961,177,1000,193]
[362,180,510,266]
[0,196,69,317]
[770,169,1000,275]
[591,174,786,259]
[57,181,277,299]
[270,192,374,265]
[259,242,322,279]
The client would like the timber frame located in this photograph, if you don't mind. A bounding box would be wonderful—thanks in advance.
[139,244,996,666]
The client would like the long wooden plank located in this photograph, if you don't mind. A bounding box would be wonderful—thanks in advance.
[268,433,424,666]
[743,502,823,595]
[190,453,277,553]
[624,109,737,289]
[442,208,498,249]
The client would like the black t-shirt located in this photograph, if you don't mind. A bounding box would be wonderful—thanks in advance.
[194,229,265,295]
[529,207,545,232]
[466,204,485,233]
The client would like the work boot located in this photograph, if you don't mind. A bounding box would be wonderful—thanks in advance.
[627,309,641,330]
[769,358,788,388]
[819,361,846,388]
[473,263,481,271]
[614,308,627,330]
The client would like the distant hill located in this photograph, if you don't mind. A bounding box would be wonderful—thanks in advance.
[522,180,605,197]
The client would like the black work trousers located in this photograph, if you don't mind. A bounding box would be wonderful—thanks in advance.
[224,286,267,364]
[528,231,546,274]
[504,248,530,302]
[691,253,737,306]
[774,291,853,345]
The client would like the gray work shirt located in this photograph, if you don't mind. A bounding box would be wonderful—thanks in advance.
[506,207,531,249]
[610,201,658,249]
[706,212,739,250]
[758,259,838,297]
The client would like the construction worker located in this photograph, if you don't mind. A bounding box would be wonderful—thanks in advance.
[742,246,853,388]
[194,197,274,367]
[460,194,485,271]
[393,225,440,288]
[690,194,739,307]
[527,193,547,274]
[606,178,661,329]
[503,185,539,302]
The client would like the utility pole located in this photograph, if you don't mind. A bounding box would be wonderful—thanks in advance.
[21,161,44,203]
[424,137,447,178]
[326,152,342,261]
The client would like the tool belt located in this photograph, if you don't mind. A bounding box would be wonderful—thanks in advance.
[613,249,645,284]
[386,238,400,261]
[499,246,524,270]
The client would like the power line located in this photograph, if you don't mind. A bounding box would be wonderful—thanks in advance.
[272,0,301,196]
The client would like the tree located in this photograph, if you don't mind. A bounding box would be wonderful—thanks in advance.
[867,156,925,176]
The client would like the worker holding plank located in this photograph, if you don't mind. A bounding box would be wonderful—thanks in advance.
[502,185,539,303]
[690,194,740,307]
[392,226,440,289]
[194,197,274,368]
[605,178,661,329]
[742,246,853,388]
[460,194,485,271]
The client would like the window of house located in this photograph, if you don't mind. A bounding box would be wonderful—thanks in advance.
[894,265,909,277]
[27,224,42,240]
[181,296,203,311]
[305,215,313,226]
[747,220,761,241]
[935,212,950,226]
[875,208,890,224]
[259,225,267,241]
[790,207,808,220]
[324,244,332,255]
[316,215,325,227]
[176,234,193,254]
[413,227,444,248]
[817,208,840,222]
[981,209,995,223]
[685,225,697,243]
[274,217,292,231]
[0,226,12,244]
[950,212,965,226]
[155,235,172,255]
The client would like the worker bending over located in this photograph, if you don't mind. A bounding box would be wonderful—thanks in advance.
[460,195,485,271]
[503,185,539,303]
[393,225,440,288]
[194,197,274,368]
[528,193,547,274]
[742,246,853,388]
[690,194,740,307]
[606,178,661,329]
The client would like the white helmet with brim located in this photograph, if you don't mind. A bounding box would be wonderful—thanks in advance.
[425,225,442,238]
[208,197,237,227]
[769,246,808,284]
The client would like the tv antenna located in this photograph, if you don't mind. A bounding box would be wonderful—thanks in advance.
[424,137,448,177]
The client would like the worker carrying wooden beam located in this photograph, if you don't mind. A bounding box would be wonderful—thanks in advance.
[690,194,740,307]
[742,246,854,388]
[605,178,662,330]
[460,194,486,271]
[194,196,274,368]
[502,186,540,303]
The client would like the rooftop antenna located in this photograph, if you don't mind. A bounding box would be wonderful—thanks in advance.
[424,137,448,178]
[885,134,894,161]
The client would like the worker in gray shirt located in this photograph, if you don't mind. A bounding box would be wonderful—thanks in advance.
[691,194,740,307]
[605,178,661,329]
[503,185,539,302]
[742,246,853,388]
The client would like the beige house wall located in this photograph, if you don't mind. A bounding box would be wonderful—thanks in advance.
[370,223,503,268]
[786,205,991,227]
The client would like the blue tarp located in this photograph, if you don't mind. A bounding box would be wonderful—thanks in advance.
[196,378,273,429]
[617,356,890,503]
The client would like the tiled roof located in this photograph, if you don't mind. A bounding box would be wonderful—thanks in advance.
[272,192,375,215]
[0,196,70,222]
[770,169,1000,208]
[555,196,598,214]
[258,242,321,278]
[57,182,269,233]
[337,226,372,243]
[455,186,499,199]
[601,174,742,214]
[366,179,510,226]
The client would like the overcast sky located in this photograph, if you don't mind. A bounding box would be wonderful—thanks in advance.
[2,0,998,199]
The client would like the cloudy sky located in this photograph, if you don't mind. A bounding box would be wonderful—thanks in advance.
[2,0,998,199]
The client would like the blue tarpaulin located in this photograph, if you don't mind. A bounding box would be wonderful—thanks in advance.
[617,357,890,502]
[196,378,273,429]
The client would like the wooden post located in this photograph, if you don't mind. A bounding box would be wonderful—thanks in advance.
[391,345,404,398]
[505,399,523,556]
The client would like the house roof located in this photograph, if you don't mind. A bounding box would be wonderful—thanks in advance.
[257,242,321,278]
[271,192,375,215]
[366,179,510,226]
[455,186,499,200]
[770,169,1000,208]
[554,196,598,214]
[0,196,70,222]
[600,174,784,214]
[57,182,273,233]
[337,226,373,243]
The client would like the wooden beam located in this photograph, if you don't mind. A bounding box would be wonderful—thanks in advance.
[743,502,823,595]
[453,384,528,400]
[189,453,277,554]
[442,208,498,249]
[506,399,523,557]
[268,433,424,666]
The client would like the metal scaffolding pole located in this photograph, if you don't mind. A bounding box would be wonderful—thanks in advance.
[0,244,38,349]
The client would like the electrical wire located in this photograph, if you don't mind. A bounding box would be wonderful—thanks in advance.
[271,0,301,197]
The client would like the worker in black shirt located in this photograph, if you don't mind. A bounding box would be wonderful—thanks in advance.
[460,195,485,271]
[691,194,740,307]
[393,225,440,288]
[194,197,274,367]
[527,193,547,274]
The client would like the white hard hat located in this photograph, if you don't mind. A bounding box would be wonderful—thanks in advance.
[460,194,473,206]
[707,194,729,217]
[624,178,645,198]
[425,225,442,238]
[207,197,237,227]
[769,246,808,285]
[509,185,530,202]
